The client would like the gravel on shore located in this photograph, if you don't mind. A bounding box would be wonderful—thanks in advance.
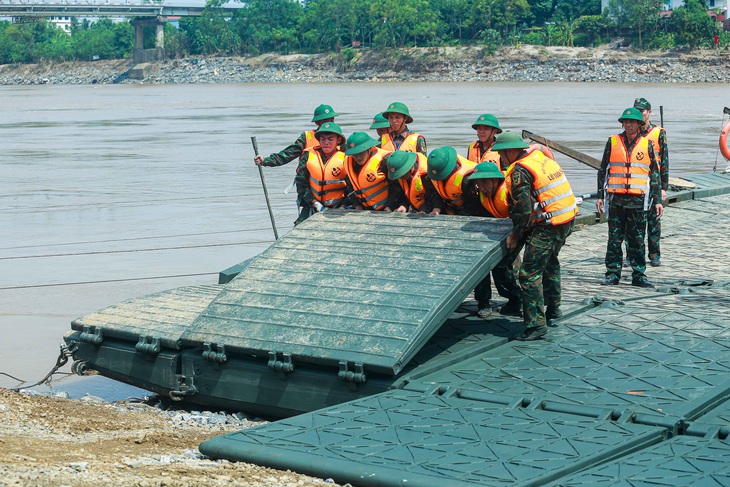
[1,45,728,85]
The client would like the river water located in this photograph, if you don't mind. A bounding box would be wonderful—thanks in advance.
[2,82,728,391]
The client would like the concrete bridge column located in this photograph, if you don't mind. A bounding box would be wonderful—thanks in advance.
[130,16,167,65]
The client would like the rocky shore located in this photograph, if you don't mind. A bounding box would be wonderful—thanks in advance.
[1,45,728,85]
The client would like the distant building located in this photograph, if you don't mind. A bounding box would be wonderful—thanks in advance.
[48,16,72,33]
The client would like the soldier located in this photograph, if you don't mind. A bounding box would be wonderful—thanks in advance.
[426,146,477,215]
[467,114,503,167]
[634,97,669,267]
[380,102,427,156]
[343,132,392,210]
[293,122,347,225]
[254,104,338,167]
[370,113,391,139]
[384,150,439,213]
[463,162,522,318]
[596,108,664,288]
[493,132,577,341]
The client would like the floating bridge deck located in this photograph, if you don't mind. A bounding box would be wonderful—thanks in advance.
[198,172,730,486]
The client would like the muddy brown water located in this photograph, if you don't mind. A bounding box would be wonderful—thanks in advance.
[2,82,728,392]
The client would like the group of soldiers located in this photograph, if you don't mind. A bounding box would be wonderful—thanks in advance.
[253,99,668,341]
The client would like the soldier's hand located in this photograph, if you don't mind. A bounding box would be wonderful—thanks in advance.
[254,155,265,166]
[431,208,442,215]
[506,231,518,251]
[596,199,605,214]
[655,203,664,218]
[395,205,407,213]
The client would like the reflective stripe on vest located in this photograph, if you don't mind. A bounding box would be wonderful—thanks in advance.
[514,150,577,226]
[381,132,421,152]
[306,150,346,207]
[607,135,651,196]
[397,153,429,210]
[432,156,477,208]
[345,148,390,210]
[467,141,500,165]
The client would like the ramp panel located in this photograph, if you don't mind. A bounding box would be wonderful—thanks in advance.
[200,388,664,487]
[183,211,511,375]
[408,291,730,421]
[552,436,730,486]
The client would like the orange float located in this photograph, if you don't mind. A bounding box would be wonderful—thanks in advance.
[720,120,730,161]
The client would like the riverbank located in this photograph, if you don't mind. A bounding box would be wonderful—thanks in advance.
[0,388,345,486]
[1,45,729,85]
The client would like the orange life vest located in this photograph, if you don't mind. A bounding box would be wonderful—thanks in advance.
[479,179,511,218]
[467,141,500,165]
[431,156,477,209]
[397,153,429,210]
[304,130,320,150]
[345,148,390,210]
[510,150,577,226]
[644,125,664,169]
[381,132,423,153]
[606,135,651,196]
[305,150,346,207]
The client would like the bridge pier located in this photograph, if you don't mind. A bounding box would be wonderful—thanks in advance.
[130,17,167,65]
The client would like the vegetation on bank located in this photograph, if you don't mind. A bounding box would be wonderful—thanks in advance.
[0,0,727,65]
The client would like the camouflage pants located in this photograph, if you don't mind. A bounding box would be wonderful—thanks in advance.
[518,222,573,329]
[474,254,521,307]
[606,205,647,280]
[646,201,661,258]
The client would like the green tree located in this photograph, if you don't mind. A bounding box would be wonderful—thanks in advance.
[574,14,610,46]
[473,0,531,38]
[0,22,34,63]
[610,0,664,48]
[670,0,717,49]
[229,0,302,53]
[369,0,440,48]
[555,17,577,45]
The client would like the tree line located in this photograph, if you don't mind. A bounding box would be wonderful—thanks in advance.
[0,0,726,64]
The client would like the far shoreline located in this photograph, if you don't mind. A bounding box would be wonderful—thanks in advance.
[1,45,729,85]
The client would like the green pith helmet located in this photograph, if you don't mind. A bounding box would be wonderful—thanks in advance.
[369,113,390,130]
[382,102,414,124]
[633,97,651,110]
[490,131,530,151]
[471,114,503,132]
[386,151,417,180]
[315,122,345,144]
[311,104,338,122]
[618,107,646,125]
[345,131,378,155]
[467,162,505,181]
[427,146,458,181]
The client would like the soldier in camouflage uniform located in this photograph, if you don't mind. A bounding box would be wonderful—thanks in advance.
[596,108,664,288]
[254,104,338,167]
[634,97,669,267]
[494,132,577,341]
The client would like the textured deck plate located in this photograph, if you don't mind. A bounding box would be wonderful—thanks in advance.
[71,285,222,349]
[183,211,511,375]
[552,436,730,486]
[200,389,664,487]
[409,290,730,421]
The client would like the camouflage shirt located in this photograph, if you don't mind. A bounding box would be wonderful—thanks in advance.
[261,131,308,167]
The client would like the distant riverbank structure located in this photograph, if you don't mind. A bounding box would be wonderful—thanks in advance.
[601,0,729,30]
[0,0,241,63]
